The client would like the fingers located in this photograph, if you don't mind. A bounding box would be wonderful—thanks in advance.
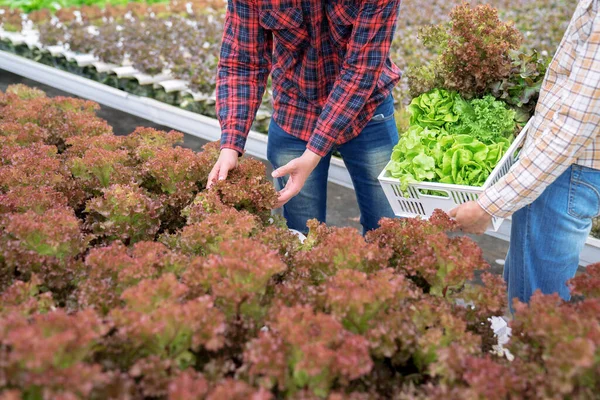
[272,161,295,178]
[448,207,458,218]
[456,222,486,235]
[272,161,297,207]
[275,178,300,208]
[275,190,293,208]
[207,163,220,189]
[218,163,230,181]
[275,183,295,208]
[207,157,237,189]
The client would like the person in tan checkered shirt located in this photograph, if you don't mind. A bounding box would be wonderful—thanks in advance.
[450,0,600,307]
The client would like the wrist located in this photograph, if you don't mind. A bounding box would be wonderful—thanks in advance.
[302,149,322,168]
[221,148,241,159]
[476,198,495,218]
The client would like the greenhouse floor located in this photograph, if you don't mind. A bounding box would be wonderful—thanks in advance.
[0,68,513,272]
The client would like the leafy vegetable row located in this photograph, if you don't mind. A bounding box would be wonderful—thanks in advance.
[1,84,599,399]
[2,0,170,13]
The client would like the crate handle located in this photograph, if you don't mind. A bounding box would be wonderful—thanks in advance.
[415,188,451,199]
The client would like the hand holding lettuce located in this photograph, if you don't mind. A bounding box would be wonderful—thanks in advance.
[387,89,516,191]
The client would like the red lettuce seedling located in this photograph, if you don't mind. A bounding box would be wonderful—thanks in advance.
[318,268,419,335]
[367,211,487,297]
[164,206,259,256]
[64,134,126,158]
[569,263,600,299]
[208,158,278,222]
[0,143,67,191]
[0,122,49,146]
[407,3,523,98]
[0,309,109,398]
[296,221,393,283]
[69,147,139,195]
[508,293,600,398]
[5,84,46,100]
[0,207,88,279]
[167,369,210,400]
[0,275,54,318]
[125,127,184,162]
[0,186,68,215]
[143,146,206,195]
[207,378,273,400]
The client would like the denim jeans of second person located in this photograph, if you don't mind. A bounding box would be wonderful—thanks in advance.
[505,164,600,308]
[267,96,398,235]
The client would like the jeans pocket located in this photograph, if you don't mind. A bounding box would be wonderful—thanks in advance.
[568,165,600,219]
[368,96,395,125]
[369,113,395,124]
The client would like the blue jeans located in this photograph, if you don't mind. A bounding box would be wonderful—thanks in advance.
[267,96,398,235]
[505,164,600,307]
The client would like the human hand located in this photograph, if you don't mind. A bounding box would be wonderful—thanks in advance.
[272,149,321,208]
[448,200,493,235]
[207,148,239,189]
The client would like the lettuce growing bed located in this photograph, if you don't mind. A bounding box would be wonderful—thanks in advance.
[1,84,599,399]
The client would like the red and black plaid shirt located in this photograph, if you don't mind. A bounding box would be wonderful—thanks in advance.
[216,0,403,157]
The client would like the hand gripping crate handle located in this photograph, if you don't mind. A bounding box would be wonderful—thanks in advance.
[377,119,532,233]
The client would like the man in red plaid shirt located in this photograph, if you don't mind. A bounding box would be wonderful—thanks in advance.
[209,0,403,234]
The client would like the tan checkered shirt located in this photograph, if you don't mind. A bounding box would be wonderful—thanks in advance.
[478,0,600,218]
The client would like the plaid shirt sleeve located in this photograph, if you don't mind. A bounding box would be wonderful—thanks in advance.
[307,0,401,157]
[478,3,600,218]
[216,0,273,155]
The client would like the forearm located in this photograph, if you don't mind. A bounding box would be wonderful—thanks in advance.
[478,132,592,218]
[216,0,272,154]
[216,60,270,153]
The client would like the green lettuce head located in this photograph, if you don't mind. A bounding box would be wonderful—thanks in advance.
[408,89,460,129]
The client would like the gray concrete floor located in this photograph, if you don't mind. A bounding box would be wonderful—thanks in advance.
[0,69,509,273]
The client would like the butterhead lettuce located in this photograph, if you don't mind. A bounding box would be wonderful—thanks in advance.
[408,88,460,128]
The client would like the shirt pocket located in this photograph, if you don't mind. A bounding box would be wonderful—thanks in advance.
[326,2,359,48]
[259,7,309,54]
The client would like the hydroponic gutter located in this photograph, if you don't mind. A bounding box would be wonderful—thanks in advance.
[0,50,354,189]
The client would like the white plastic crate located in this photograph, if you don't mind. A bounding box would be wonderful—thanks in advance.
[378,120,532,231]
